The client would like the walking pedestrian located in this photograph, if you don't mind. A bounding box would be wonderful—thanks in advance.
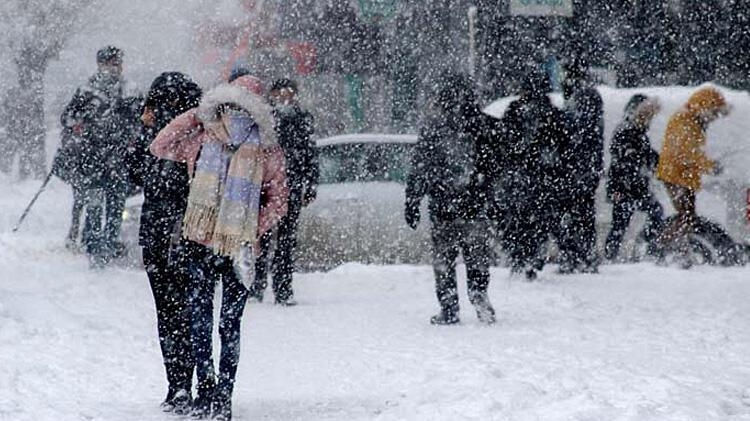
[251,78,317,306]
[129,72,202,414]
[604,94,664,261]
[655,86,730,268]
[405,72,496,325]
[499,70,569,280]
[57,46,132,264]
[150,74,288,420]
[557,59,605,273]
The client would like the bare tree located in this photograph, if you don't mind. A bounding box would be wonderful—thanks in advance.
[1,0,93,179]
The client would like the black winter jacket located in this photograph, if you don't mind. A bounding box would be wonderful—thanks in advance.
[561,86,604,194]
[406,105,497,221]
[128,72,201,249]
[606,122,659,202]
[500,94,570,218]
[57,72,130,190]
[274,105,318,201]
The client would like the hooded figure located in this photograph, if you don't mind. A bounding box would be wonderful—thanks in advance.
[655,86,729,267]
[128,72,202,414]
[656,87,728,190]
[557,59,605,274]
[405,72,497,325]
[150,75,288,420]
[604,94,664,261]
[500,70,569,280]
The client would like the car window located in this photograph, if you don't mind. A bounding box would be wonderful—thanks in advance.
[319,142,412,184]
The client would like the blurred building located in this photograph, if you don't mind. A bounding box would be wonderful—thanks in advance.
[210,0,749,135]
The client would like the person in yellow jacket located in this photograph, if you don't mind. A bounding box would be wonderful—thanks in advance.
[656,86,730,265]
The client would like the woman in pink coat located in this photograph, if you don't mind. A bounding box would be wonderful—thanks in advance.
[150,74,288,421]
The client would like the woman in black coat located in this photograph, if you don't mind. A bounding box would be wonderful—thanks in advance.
[604,94,664,261]
[127,72,202,414]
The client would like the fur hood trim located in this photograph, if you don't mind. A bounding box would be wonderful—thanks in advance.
[196,84,277,146]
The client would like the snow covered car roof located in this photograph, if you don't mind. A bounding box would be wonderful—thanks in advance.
[315,133,418,148]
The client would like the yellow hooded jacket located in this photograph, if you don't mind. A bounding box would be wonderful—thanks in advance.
[656,87,727,191]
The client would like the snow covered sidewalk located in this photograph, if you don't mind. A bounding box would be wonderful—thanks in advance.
[1,178,749,421]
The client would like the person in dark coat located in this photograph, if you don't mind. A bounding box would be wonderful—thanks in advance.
[557,60,605,273]
[499,71,569,281]
[57,46,131,264]
[604,94,664,261]
[251,78,318,306]
[127,72,202,414]
[405,72,496,325]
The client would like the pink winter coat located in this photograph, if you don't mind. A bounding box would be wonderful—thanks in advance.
[150,76,288,240]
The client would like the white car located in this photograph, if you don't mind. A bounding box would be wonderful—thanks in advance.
[295,134,432,270]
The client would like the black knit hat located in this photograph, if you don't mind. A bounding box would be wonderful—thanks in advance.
[145,72,202,112]
[96,46,123,64]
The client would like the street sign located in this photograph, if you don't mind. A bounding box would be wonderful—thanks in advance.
[510,0,573,17]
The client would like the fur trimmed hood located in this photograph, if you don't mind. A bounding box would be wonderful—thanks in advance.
[195,82,277,146]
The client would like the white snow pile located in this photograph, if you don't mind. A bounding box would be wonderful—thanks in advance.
[0,89,749,419]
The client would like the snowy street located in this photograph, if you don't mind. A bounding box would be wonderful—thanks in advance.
[2,178,749,421]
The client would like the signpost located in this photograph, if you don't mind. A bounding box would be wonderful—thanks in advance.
[510,0,573,17]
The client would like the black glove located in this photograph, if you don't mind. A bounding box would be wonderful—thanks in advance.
[405,200,420,230]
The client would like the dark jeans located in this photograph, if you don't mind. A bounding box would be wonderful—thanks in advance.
[69,186,103,250]
[558,188,599,270]
[143,241,193,392]
[253,198,301,301]
[103,186,127,250]
[604,194,664,260]
[430,217,491,316]
[186,242,249,402]
[71,185,126,257]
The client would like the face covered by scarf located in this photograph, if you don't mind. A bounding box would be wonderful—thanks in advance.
[182,107,266,258]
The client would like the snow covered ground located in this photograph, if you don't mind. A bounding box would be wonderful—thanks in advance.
[2,173,750,421]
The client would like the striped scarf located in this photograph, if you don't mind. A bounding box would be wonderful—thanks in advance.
[182,110,264,258]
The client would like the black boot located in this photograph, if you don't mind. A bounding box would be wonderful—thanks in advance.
[171,388,192,415]
[430,308,460,325]
[469,292,496,324]
[211,397,232,421]
[159,387,177,412]
[191,382,215,419]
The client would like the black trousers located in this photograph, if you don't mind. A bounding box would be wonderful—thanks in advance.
[143,241,194,393]
[604,194,664,260]
[558,188,598,270]
[254,198,302,301]
[502,206,551,273]
[431,217,491,315]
